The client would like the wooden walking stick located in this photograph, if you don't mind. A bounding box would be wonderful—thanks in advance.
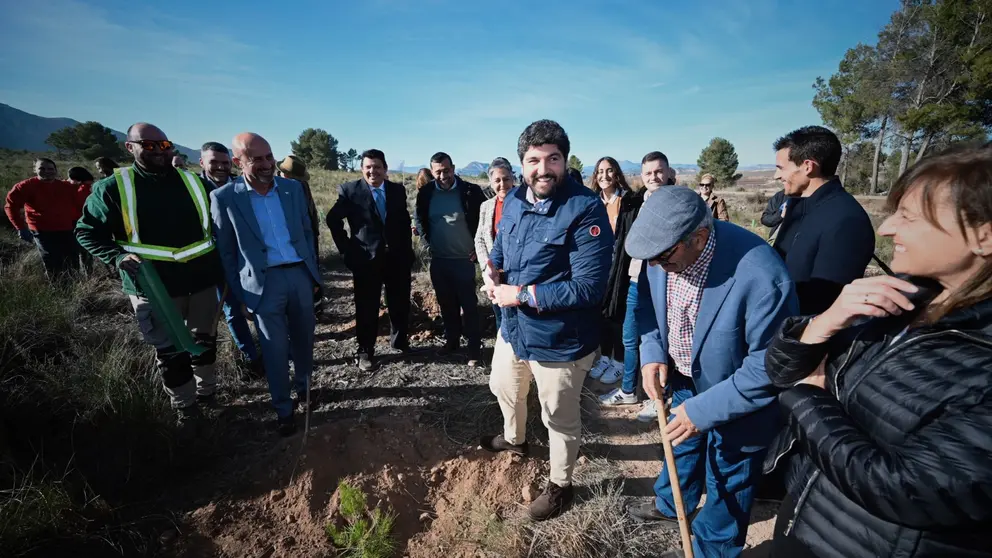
[657,396,695,558]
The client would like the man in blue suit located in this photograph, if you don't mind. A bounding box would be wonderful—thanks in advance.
[623,187,798,557]
[210,132,321,436]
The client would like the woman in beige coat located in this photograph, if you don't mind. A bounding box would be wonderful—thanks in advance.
[474,156,516,333]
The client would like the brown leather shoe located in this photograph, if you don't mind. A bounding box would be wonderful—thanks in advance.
[480,434,529,456]
[529,481,573,521]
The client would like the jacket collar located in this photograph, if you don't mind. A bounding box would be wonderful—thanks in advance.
[802,178,844,208]
[935,297,992,336]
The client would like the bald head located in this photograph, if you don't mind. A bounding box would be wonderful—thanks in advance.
[232,132,276,187]
[125,122,172,173]
[126,122,167,142]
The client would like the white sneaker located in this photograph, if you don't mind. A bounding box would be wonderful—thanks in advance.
[598,388,638,406]
[637,399,659,422]
[599,360,623,385]
[588,356,610,380]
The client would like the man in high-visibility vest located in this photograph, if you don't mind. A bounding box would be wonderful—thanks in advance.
[76,122,225,427]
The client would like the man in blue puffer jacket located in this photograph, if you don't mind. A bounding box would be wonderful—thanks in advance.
[480,119,614,522]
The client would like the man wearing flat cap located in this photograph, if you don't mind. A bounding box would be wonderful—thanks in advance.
[623,186,798,557]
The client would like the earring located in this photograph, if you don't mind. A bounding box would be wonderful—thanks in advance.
[977,248,986,256]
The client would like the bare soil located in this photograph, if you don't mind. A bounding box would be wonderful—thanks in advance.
[160,260,777,558]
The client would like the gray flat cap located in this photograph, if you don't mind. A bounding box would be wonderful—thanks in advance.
[625,186,708,259]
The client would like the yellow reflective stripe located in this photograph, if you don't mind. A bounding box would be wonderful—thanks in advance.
[177,170,211,234]
[115,167,140,243]
[119,239,214,262]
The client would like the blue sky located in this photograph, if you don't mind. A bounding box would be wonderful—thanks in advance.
[0,0,898,168]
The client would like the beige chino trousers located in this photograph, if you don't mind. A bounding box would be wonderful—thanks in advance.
[489,332,596,486]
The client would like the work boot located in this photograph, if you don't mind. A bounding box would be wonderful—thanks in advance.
[480,434,529,456]
[529,481,573,521]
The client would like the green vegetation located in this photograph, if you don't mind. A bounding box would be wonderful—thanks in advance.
[326,481,397,558]
[814,0,992,194]
[567,154,583,172]
[45,121,126,160]
[697,137,743,187]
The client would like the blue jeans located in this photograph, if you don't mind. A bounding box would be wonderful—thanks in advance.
[254,265,316,418]
[219,287,259,362]
[621,280,640,394]
[654,374,764,558]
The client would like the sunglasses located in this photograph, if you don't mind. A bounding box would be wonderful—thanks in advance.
[127,140,175,152]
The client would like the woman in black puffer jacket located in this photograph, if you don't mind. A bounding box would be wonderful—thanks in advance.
[764,145,992,557]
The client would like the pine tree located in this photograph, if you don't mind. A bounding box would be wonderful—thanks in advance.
[696,138,742,187]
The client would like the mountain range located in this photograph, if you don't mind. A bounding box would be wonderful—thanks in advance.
[0,103,198,159]
[1,102,775,173]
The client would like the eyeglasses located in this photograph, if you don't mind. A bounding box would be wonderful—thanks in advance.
[649,232,695,264]
[127,140,175,152]
[699,183,713,187]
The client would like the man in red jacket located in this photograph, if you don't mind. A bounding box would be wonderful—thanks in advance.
[4,158,86,280]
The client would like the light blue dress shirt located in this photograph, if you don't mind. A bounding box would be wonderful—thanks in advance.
[369,183,387,220]
[248,183,302,268]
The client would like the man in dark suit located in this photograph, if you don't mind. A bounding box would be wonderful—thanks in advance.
[326,149,414,371]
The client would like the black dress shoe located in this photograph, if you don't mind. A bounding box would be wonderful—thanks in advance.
[626,500,680,524]
[357,354,375,371]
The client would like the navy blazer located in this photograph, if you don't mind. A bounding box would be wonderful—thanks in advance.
[638,220,799,450]
[209,176,320,311]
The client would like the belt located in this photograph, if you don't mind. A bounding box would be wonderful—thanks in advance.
[269,261,305,270]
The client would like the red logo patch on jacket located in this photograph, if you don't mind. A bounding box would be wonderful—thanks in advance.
[590,225,601,237]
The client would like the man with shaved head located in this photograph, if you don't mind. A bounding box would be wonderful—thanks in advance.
[211,132,321,437]
[76,123,225,430]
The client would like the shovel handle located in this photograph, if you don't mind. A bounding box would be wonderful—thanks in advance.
[657,398,695,558]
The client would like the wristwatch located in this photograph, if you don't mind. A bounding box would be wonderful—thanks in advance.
[516,286,531,306]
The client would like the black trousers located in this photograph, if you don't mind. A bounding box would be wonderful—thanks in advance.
[33,230,82,282]
[599,317,624,362]
[352,255,410,357]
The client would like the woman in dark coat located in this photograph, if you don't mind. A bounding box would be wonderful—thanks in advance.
[764,145,992,557]
[587,157,639,385]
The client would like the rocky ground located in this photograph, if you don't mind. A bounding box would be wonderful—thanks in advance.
[158,261,777,558]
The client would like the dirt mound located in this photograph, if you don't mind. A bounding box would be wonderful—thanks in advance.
[180,417,542,558]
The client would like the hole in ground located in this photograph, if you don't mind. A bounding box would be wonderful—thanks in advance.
[177,416,545,558]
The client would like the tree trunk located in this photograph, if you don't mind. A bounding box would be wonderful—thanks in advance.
[914,133,933,164]
[899,134,913,178]
[840,147,850,187]
[870,115,889,195]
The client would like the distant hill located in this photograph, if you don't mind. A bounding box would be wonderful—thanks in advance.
[0,103,198,159]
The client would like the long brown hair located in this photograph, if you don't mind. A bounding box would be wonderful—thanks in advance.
[886,144,992,323]
[415,168,433,190]
[591,156,630,194]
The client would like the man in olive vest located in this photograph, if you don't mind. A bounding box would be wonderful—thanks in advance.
[76,122,225,427]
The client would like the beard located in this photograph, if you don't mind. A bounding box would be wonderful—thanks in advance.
[527,172,561,200]
[140,152,171,173]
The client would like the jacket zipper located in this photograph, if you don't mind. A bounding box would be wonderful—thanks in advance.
[785,470,820,536]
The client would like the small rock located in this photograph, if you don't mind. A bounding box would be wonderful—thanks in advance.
[282,535,296,548]
[430,465,441,474]
[510,454,524,464]
[270,490,285,502]
[419,512,431,522]
[159,529,178,545]
[286,514,296,523]
[522,485,539,503]
[577,456,588,466]
[397,473,406,482]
